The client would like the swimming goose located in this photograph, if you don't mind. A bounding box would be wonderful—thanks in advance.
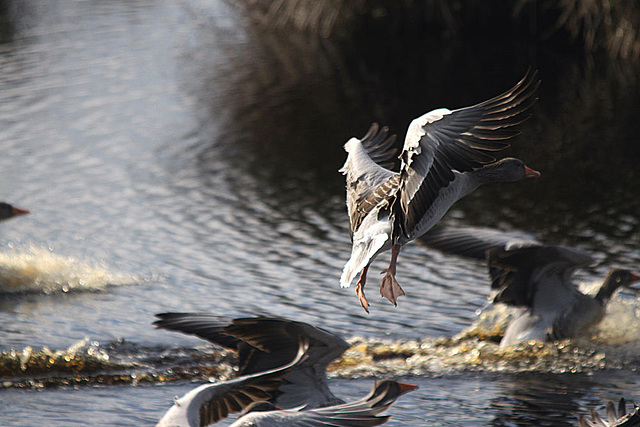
[420,226,640,347]
[156,337,308,427]
[153,313,350,410]
[0,202,29,221]
[578,398,640,427]
[340,70,540,312]
[228,379,417,426]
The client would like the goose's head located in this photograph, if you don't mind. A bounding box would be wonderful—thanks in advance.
[366,379,418,408]
[595,269,640,304]
[481,158,540,183]
[0,202,29,221]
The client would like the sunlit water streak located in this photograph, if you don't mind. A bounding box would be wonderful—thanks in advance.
[0,245,139,293]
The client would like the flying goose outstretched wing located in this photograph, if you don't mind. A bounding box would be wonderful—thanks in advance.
[340,123,399,237]
[398,70,539,239]
[156,338,308,427]
[419,225,539,260]
[487,244,595,307]
[154,314,350,409]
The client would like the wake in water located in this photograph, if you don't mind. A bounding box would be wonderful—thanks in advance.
[330,282,640,377]
[0,245,139,294]
[462,281,640,348]
[1,283,638,389]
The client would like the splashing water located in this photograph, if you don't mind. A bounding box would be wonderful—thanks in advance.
[0,267,637,388]
[3,293,640,389]
[0,246,139,294]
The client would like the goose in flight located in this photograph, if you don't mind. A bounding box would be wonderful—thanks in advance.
[340,70,541,312]
[420,226,640,347]
[0,202,29,221]
[154,313,350,410]
[156,336,308,426]
[154,314,415,426]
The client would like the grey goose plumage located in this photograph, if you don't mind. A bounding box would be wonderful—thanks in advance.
[156,335,308,427]
[420,226,640,347]
[153,313,350,410]
[340,70,541,312]
[154,314,415,426]
[229,379,417,427]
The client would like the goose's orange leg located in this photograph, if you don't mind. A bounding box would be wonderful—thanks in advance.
[355,265,370,314]
[380,244,405,306]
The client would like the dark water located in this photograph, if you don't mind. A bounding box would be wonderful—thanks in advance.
[1,1,640,425]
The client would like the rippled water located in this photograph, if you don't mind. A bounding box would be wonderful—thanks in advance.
[1,1,640,425]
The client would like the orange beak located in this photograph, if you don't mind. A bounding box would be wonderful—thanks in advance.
[397,381,419,394]
[524,165,541,179]
[12,206,29,216]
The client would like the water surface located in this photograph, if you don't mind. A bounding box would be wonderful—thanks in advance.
[1,1,640,425]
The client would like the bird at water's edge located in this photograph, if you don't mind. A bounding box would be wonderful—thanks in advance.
[420,226,640,347]
[490,247,640,347]
[340,70,541,313]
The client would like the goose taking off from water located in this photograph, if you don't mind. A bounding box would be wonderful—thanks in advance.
[340,70,541,313]
[420,226,640,347]
[0,202,29,221]
[154,313,350,410]
[578,398,640,427]
[154,314,415,426]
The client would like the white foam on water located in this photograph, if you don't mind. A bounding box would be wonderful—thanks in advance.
[575,278,640,347]
[590,297,640,346]
[0,245,139,294]
[462,280,640,348]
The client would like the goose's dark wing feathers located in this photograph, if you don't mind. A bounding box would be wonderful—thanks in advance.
[155,313,349,376]
[350,173,401,236]
[399,70,540,237]
[487,245,595,307]
[200,340,307,425]
[359,123,398,169]
[341,124,400,237]
[419,226,539,260]
[154,313,350,409]
[153,313,239,348]
[349,124,399,235]
[154,314,303,374]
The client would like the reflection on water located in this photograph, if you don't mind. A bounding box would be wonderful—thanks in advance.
[0,0,639,425]
[489,373,592,426]
[183,0,640,266]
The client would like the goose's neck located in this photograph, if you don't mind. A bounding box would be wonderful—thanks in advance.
[472,163,509,184]
[594,276,619,305]
[453,165,502,199]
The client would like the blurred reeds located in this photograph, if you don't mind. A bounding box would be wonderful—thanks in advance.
[237,0,640,61]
